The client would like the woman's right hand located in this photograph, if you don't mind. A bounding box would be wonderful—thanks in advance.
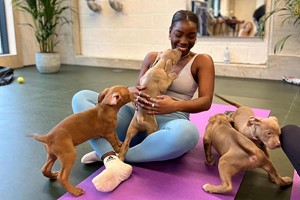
[128,85,149,110]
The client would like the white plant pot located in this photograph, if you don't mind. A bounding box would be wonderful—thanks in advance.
[35,52,61,73]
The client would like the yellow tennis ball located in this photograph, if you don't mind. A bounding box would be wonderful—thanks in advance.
[17,77,24,84]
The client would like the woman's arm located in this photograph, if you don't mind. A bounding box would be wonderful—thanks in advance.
[176,54,215,113]
[135,52,158,86]
[128,52,158,102]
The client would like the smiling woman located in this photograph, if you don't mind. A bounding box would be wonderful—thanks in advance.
[72,9,215,193]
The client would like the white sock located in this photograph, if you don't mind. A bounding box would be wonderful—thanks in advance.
[81,151,102,164]
[92,155,133,192]
[282,76,300,85]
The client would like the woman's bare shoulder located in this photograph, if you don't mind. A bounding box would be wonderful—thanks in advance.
[193,53,214,68]
[144,52,159,60]
[194,53,213,61]
[142,52,159,66]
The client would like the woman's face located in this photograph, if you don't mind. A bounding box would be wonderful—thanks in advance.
[245,22,253,31]
[169,20,198,55]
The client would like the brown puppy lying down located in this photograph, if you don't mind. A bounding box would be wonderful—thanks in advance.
[31,85,134,196]
[214,93,281,157]
[118,49,181,161]
[203,114,292,194]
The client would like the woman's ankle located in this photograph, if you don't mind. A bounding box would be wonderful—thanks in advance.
[101,151,117,161]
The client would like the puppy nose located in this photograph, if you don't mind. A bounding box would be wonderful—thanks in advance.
[275,141,281,148]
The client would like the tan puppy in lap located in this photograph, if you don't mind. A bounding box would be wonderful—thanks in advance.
[118,49,182,161]
[31,85,134,196]
[214,93,281,156]
[203,113,292,194]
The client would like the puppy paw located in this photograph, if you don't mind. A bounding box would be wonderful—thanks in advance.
[281,176,293,186]
[113,145,121,153]
[69,187,85,197]
[50,171,59,179]
[202,184,213,193]
[169,72,178,80]
[205,158,215,165]
[43,171,59,179]
[118,141,123,147]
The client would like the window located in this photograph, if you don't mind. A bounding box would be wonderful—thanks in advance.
[0,0,9,54]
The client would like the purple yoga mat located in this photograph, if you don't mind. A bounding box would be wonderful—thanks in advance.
[59,104,271,200]
[291,171,300,200]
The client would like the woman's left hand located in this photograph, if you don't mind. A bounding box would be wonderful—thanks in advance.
[136,94,177,115]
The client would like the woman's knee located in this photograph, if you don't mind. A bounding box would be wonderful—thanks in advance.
[167,119,200,148]
[181,120,200,146]
[72,90,98,113]
[280,124,300,144]
[280,124,300,176]
[72,90,94,102]
[281,124,300,134]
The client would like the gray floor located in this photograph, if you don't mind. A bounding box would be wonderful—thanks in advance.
[0,65,299,200]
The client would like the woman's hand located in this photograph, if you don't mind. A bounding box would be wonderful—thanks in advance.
[136,94,177,115]
[128,86,149,110]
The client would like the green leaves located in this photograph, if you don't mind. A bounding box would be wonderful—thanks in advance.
[274,34,293,53]
[13,0,71,53]
[258,0,300,53]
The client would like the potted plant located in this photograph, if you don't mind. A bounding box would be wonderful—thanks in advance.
[13,0,71,73]
[258,0,300,53]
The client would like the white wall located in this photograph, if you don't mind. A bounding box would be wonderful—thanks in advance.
[78,0,186,60]
[72,0,268,65]
[2,0,300,80]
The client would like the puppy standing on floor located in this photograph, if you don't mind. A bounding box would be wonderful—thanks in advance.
[118,49,182,161]
[202,113,292,194]
[30,85,134,196]
[214,93,281,156]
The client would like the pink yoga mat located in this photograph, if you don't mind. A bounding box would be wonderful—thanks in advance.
[291,171,300,200]
[59,104,271,200]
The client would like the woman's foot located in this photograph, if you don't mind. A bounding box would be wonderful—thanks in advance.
[92,155,133,192]
[81,151,102,164]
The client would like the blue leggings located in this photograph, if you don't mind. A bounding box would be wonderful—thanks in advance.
[280,125,300,176]
[72,90,200,163]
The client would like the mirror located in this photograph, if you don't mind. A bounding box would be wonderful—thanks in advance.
[191,0,266,38]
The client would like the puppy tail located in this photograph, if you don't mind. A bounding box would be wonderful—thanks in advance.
[214,93,242,108]
[28,133,47,143]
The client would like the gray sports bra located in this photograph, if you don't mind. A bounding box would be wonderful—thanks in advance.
[166,54,198,101]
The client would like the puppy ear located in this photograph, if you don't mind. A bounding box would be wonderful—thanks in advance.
[226,115,234,125]
[208,115,216,123]
[248,116,261,126]
[103,92,121,105]
[164,59,172,70]
[98,88,109,103]
[269,116,279,122]
[151,53,161,67]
